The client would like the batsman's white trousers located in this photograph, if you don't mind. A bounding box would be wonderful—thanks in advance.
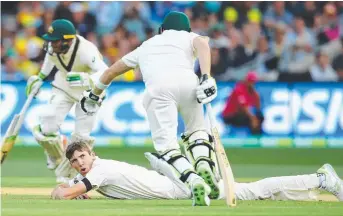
[40,87,96,136]
[172,174,320,201]
[142,72,207,153]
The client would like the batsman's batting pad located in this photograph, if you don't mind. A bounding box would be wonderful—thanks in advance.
[70,133,95,149]
[157,149,198,184]
[182,131,219,176]
[55,157,78,182]
[182,131,221,199]
[144,152,191,197]
[33,125,64,164]
[40,109,60,135]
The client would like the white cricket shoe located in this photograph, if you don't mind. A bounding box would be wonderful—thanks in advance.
[190,177,211,206]
[196,161,220,199]
[317,163,343,201]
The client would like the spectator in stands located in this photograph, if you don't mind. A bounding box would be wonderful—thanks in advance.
[310,51,338,81]
[269,22,288,72]
[282,15,315,74]
[122,6,148,42]
[69,2,96,38]
[87,2,124,35]
[1,56,26,81]
[332,43,343,81]
[264,2,293,40]
[37,7,55,37]
[302,1,321,28]
[256,35,279,81]
[222,72,264,135]
[54,2,73,21]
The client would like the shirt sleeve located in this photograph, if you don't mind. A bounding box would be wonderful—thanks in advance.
[68,174,85,187]
[40,54,57,79]
[121,47,140,68]
[82,166,107,191]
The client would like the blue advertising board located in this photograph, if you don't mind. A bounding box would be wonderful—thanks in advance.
[1,81,342,148]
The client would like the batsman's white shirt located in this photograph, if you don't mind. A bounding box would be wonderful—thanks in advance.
[40,35,108,100]
[121,30,208,152]
[69,157,190,199]
[122,30,201,88]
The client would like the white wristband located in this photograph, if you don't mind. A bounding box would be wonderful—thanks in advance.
[95,81,110,90]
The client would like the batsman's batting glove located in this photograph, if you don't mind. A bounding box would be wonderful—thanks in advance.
[26,75,44,97]
[196,74,217,104]
[80,90,103,116]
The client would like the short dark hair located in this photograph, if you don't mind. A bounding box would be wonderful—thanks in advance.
[66,141,92,160]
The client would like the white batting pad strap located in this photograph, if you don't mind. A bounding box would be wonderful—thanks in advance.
[188,131,209,142]
[160,149,181,162]
[144,152,191,196]
[33,125,64,163]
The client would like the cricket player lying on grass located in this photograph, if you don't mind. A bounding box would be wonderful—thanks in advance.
[25,19,108,183]
[51,141,343,204]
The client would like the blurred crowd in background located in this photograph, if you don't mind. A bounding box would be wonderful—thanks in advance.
[1,1,343,82]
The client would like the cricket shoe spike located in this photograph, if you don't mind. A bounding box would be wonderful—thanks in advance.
[190,178,211,206]
[317,164,343,201]
[196,160,220,199]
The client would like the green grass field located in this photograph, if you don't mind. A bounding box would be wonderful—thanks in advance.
[1,146,343,216]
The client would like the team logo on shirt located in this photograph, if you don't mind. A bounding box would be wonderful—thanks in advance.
[48,26,54,34]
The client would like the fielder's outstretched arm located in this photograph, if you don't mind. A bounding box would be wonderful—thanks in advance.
[51,183,87,200]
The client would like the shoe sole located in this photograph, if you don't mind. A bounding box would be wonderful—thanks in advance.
[192,183,209,206]
[197,167,220,199]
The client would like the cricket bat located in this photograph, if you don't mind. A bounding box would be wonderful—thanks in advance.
[206,103,237,207]
[1,90,37,164]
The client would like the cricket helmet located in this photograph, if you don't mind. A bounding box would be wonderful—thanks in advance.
[42,19,76,41]
[159,11,191,33]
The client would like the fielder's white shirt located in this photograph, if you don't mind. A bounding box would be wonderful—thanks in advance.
[122,30,202,87]
[69,157,189,199]
[40,35,108,99]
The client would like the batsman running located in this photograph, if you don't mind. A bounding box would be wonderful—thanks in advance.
[51,141,343,203]
[25,19,108,183]
[80,11,220,206]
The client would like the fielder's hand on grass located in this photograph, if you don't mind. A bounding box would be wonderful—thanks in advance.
[74,194,91,200]
[80,90,104,116]
[196,74,217,104]
[66,72,91,88]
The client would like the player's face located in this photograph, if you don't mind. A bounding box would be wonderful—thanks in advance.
[69,150,96,176]
[51,40,63,53]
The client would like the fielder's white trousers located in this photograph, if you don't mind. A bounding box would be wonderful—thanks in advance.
[172,174,320,201]
[40,87,96,136]
[142,73,207,153]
